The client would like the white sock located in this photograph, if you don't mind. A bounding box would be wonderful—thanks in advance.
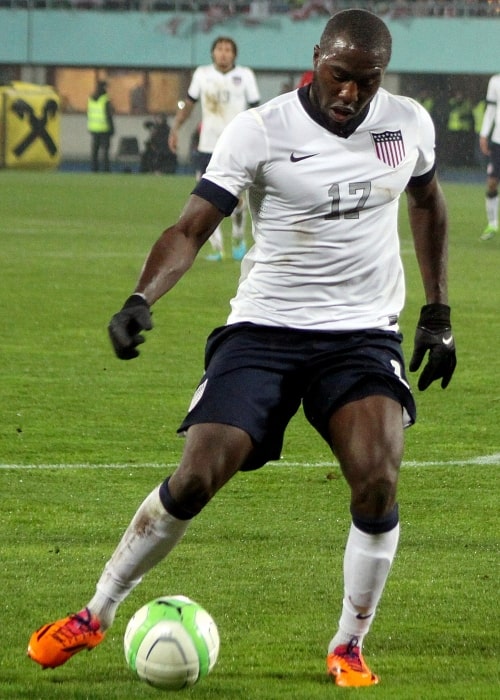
[87,486,190,630]
[486,194,498,228]
[328,521,400,653]
[208,225,223,253]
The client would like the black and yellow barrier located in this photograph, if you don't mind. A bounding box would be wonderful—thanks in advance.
[0,81,61,170]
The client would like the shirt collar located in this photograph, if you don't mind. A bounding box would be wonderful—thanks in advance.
[297,85,371,139]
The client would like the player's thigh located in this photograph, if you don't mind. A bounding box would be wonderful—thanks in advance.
[172,422,254,500]
[302,330,415,450]
[328,394,404,516]
[328,393,404,477]
[179,365,302,471]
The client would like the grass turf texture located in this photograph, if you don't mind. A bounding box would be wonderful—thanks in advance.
[1,171,499,699]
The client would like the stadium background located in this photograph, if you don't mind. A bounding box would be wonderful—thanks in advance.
[0,1,498,165]
[1,5,498,698]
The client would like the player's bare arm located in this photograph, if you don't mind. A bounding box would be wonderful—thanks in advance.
[406,175,456,390]
[479,135,491,157]
[406,175,448,305]
[108,195,223,360]
[135,195,223,305]
[168,97,196,153]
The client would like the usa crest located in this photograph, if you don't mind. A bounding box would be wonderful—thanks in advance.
[371,130,405,168]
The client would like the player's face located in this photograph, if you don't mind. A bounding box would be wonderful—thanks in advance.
[311,39,386,129]
[212,42,236,73]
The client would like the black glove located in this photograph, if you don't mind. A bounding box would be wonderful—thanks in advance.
[108,294,153,360]
[409,303,456,390]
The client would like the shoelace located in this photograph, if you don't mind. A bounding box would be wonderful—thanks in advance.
[335,637,366,672]
[55,609,98,641]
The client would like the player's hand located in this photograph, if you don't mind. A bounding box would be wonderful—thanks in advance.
[409,303,456,390]
[108,294,153,360]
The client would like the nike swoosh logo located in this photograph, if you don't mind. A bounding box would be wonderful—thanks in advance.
[442,335,454,346]
[290,152,319,162]
[356,612,373,620]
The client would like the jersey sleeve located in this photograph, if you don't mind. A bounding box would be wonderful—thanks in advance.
[480,76,498,138]
[192,179,239,216]
[410,99,436,179]
[243,68,261,106]
[200,108,267,199]
[485,74,499,106]
[480,104,496,139]
[186,66,203,102]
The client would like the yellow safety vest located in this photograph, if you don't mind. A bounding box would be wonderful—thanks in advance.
[87,94,110,133]
[447,100,473,132]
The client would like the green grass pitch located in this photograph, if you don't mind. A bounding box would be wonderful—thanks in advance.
[0,170,498,699]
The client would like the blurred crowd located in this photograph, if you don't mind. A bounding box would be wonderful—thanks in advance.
[2,0,498,16]
[415,87,488,168]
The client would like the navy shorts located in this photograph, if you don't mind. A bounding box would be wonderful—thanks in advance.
[487,141,500,180]
[178,322,416,470]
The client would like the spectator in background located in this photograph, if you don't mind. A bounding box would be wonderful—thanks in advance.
[416,88,435,118]
[140,113,177,175]
[168,36,260,262]
[87,80,114,173]
[478,73,500,240]
[445,90,474,167]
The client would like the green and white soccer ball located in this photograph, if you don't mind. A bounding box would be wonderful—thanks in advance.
[124,595,220,690]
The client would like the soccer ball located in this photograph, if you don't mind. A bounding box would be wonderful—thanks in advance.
[124,595,220,690]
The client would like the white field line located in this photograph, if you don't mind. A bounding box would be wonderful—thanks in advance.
[0,454,499,471]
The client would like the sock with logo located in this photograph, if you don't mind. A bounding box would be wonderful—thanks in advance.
[328,506,399,652]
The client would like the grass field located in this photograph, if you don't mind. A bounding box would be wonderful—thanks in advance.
[1,170,498,699]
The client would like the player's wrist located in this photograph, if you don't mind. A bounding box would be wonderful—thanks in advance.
[124,293,149,308]
[418,303,451,331]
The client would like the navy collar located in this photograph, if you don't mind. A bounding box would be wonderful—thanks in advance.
[298,85,370,139]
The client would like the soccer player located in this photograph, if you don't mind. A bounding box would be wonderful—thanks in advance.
[478,72,500,240]
[168,36,260,261]
[28,10,456,688]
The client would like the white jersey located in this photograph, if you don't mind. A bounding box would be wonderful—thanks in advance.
[188,64,260,153]
[202,87,436,332]
[480,73,500,144]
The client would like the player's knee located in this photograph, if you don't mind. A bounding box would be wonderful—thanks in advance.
[159,471,214,520]
[349,470,399,519]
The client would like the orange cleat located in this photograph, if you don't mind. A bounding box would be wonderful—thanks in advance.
[326,639,379,687]
[27,608,105,669]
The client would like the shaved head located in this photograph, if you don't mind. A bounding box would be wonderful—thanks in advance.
[308,9,392,133]
[319,9,392,67]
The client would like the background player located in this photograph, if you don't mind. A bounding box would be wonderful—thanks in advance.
[168,36,260,261]
[28,10,456,688]
[478,72,500,240]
